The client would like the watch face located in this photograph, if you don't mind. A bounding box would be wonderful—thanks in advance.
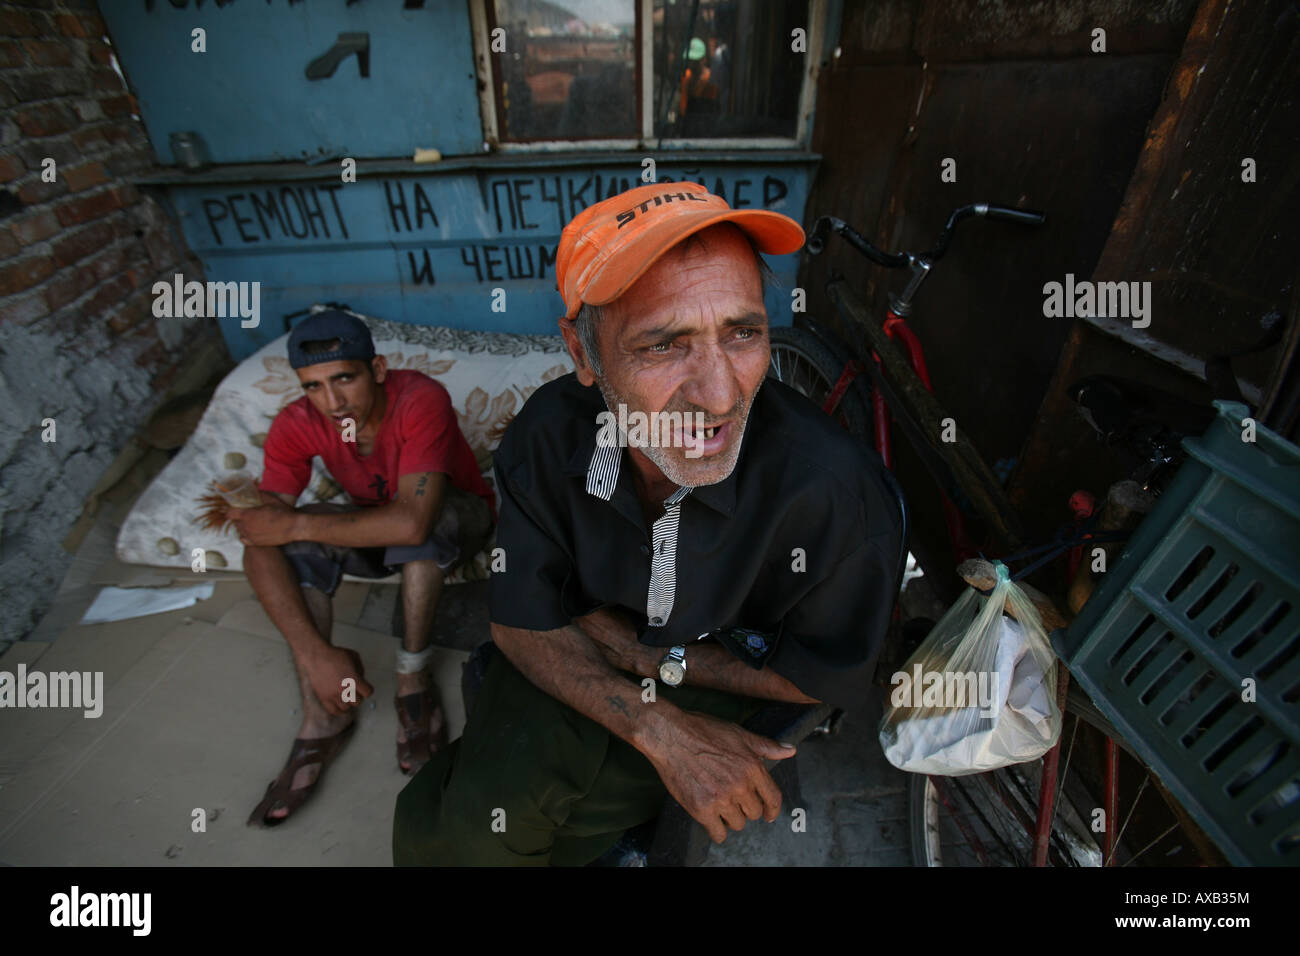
[659,660,686,686]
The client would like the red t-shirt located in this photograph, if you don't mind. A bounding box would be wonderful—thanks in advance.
[259,369,496,518]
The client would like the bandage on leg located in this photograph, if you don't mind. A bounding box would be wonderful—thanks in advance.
[395,645,435,675]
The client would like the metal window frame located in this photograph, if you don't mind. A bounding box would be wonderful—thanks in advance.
[469,0,826,152]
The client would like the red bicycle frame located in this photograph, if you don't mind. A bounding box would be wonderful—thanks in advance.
[874,310,980,564]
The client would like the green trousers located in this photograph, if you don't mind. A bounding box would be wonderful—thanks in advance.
[392,649,758,866]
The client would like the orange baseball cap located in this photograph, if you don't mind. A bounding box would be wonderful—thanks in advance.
[555,181,805,320]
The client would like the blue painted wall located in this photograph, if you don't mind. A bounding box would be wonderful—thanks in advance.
[100,1,483,163]
[102,3,823,358]
[156,157,817,358]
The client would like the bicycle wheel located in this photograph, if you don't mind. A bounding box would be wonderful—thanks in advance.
[767,325,872,442]
[907,684,1216,866]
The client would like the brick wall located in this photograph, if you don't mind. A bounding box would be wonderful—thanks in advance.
[0,0,220,641]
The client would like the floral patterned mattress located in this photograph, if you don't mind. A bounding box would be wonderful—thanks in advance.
[116,306,571,583]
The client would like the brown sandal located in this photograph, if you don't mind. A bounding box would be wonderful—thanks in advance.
[395,687,447,775]
[246,721,356,828]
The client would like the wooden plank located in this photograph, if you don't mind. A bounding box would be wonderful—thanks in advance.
[1010,0,1300,542]
[827,277,1027,551]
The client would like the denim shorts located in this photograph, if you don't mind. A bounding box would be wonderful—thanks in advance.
[280,486,494,596]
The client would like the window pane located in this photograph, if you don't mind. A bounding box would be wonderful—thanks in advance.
[652,0,807,139]
[492,0,638,141]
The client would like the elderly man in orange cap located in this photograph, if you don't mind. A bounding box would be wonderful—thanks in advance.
[393,182,902,865]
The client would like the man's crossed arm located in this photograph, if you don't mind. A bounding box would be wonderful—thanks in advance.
[577,607,818,705]
[229,471,447,549]
[491,609,817,844]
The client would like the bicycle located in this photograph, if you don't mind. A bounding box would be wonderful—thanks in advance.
[766,204,1232,866]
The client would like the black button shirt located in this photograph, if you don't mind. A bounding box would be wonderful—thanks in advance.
[488,372,904,707]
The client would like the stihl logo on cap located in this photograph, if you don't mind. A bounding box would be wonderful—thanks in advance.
[615,190,709,229]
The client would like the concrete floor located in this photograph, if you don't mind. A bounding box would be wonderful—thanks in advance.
[0,478,917,867]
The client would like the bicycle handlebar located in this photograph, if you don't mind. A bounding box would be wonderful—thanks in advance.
[980,204,1046,226]
[807,203,1045,265]
[806,217,909,266]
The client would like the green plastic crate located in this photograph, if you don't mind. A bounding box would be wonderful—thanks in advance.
[1053,400,1300,865]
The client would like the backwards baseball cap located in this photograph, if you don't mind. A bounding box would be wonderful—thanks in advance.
[287,309,376,369]
[555,181,805,320]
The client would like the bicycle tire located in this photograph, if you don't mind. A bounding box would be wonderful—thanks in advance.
[907,686,1204,866]
[767,325,873,443]
[909,686,1133,863]
[906,721,1104,867]
[906,715,1108,868]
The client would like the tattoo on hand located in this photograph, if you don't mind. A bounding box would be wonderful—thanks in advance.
[607,694,630,717]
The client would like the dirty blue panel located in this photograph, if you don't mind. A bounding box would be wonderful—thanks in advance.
[153,159,816,359]
[99,1,482,163]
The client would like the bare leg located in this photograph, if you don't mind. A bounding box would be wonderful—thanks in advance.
[394,558,444,695]
[243,544,353,817]
[296,584,336,719]
[394,559,445,768]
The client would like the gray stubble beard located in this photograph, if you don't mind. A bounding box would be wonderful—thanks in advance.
[593,375,762,489]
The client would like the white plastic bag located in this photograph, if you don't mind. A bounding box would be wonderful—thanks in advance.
[880,561,1062,775]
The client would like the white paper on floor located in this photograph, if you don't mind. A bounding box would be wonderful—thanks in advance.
[80,583,215,625]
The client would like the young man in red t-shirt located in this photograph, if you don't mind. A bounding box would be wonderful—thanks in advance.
[229,310,496,827]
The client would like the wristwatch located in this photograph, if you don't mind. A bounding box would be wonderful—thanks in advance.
[658,645,687,686]
[657,632,712,686]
